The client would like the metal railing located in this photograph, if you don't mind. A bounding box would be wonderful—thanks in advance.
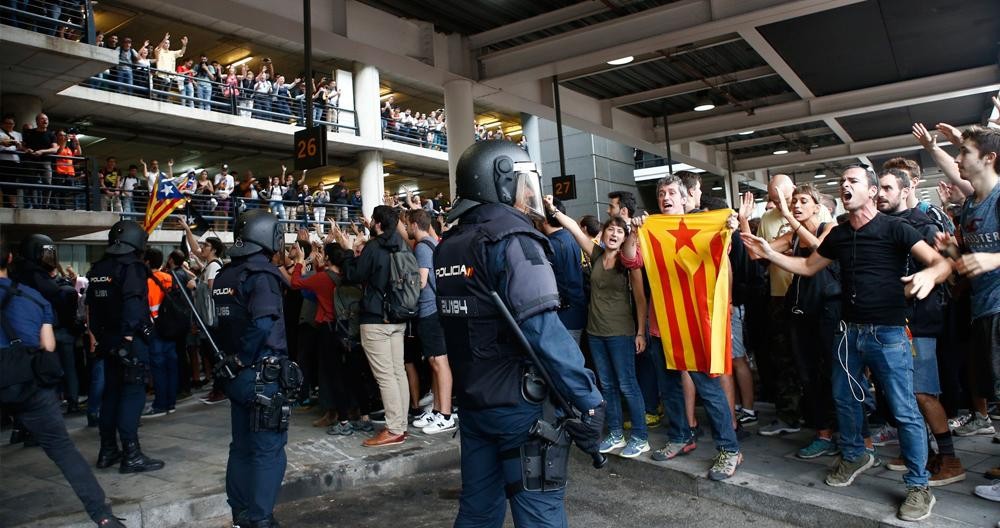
[0,0,96,43]
[382,121,448,152]
[82,66,359,134]
[1,158,364,230]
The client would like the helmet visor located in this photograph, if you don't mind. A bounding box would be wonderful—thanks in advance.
[39,244,58,270]
[513,161,544,218]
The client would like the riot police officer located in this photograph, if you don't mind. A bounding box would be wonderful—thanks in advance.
[86,220,164,473]
[213,209,297,528]
[435,140,606,527]
[11,234,82,414]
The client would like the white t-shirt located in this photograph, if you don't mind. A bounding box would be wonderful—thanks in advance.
[121,175,140,193]
[215,175,234,198]
[0,129,22,162]
[268,185,285,201]
[146,170,164,190]
[203,259,222,282]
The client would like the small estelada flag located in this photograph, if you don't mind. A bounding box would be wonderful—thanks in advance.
[143,175,193,233]
[639,209,734,375]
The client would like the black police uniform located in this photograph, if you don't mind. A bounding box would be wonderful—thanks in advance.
[435,202,604,528]
[213,211,294,528]
[86,223,164,473]
[1,278,123,527]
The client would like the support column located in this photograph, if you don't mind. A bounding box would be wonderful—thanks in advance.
[358,149,384,218]
[1,94,42,130]
[443,79,474,202]
[335,69,354,133]
[352,62,381,141]
[520,112,542,168]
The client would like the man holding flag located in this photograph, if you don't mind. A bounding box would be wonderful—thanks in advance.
[620,174,742,481]
[143,164,195,233]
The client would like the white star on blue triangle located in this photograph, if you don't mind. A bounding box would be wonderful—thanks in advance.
[157,180,183,200]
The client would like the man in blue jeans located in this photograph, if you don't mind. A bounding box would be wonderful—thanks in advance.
[743,165,953,522]
[621,175,742,481]
[142,248,178,418]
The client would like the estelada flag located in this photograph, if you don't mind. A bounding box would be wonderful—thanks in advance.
[143,175,193,233]
[638,209,733,375]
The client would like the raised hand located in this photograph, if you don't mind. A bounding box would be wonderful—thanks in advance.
[740,232,772,260]
[167,158,174,167]
[543,194,556,215]
[935,123,963,146]
[180,36,188,46]
[992,96,1000,126]
[936,181,953,205]
[911,123,936,149]
[738,191,755,220]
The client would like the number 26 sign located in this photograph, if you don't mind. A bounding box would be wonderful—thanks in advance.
[293,127,327,170]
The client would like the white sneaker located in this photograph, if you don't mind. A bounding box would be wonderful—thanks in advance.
[422,413,457,435]
[418,391,435,411]
[412,410,436,428]
[975,481,1000,502]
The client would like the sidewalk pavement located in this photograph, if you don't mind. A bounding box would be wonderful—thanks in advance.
[601,402,1000,528]
[0,396,460,528]
[4,398,999,527]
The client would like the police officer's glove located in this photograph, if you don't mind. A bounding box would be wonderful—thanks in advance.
[213,353,244,380]
[565,401,606,455]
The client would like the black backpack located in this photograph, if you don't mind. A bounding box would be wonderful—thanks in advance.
[380,246,421,323]
[149,271,192,340]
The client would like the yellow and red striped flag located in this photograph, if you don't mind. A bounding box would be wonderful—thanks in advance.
[143,175,193,233]
[639,209,733,375]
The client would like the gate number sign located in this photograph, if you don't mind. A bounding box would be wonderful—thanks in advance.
[294,127,327,170]
[551,174,577,201]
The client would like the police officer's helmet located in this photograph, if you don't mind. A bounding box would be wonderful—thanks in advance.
[448,140,545,222]
[21,233,58,270]
[229,209,282,258]
[106,220,147,255]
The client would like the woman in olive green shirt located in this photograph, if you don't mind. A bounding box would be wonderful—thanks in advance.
[545,197,649,458]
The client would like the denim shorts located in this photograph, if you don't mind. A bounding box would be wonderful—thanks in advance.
[730,305,746,359]
[910,336,940,396]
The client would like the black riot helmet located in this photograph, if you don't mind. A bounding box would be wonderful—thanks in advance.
[21,234,58,271]
[229,209,282,258]
[106,220,147,255]
[447,140,544,222]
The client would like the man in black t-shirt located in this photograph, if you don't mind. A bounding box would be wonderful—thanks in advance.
[21,113,58,208]
[743,166,952,522]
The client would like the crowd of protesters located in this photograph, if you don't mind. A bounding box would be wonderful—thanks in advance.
[4,109,1000,522]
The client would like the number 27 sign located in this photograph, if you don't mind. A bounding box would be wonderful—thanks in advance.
[551,174,576,201]
[294,127,327,171]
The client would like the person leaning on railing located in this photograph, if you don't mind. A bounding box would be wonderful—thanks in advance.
[53,129,82,210]
[0,113,25,208]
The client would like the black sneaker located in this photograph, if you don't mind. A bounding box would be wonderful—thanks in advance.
[737,408,758,425]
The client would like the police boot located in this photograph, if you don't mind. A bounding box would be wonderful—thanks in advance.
[96,436,121,468]
[96,514,127,527]
[118,439,165,473]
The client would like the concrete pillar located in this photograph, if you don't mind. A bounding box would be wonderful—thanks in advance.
[2,94,43,130]
[358,149,384,218]
[520,112,542,168]
[335,69,355,133]
[443,79,474,202]
[352,62,381,141]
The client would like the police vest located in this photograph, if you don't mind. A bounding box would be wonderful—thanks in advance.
[212,259,286,366]
[86,256,126,339]
[434,204,552,410]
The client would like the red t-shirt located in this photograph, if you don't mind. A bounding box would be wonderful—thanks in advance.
[290,263,335,323]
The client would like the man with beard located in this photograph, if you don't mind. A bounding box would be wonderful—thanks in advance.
[876,168,965,486]
[743,165,952,521]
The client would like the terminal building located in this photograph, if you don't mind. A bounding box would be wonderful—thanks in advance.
[1,0,998,271]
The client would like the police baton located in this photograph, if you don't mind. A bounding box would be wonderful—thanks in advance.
[165,269,240,379]
[489,291,607,469]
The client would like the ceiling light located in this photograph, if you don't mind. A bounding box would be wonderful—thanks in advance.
[229,56,252,68]
[814,174,826,179]
[607,56,634,66]
[826,181,838,186]
[711,186,722,191]
[483,121,503,129]
[380,93,395,100]
[693,99,715,112]
[738,130,755,135]
[772,149,789,155]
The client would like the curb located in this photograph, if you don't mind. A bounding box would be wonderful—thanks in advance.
[577,450,977,528]
[16,439,460,528]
